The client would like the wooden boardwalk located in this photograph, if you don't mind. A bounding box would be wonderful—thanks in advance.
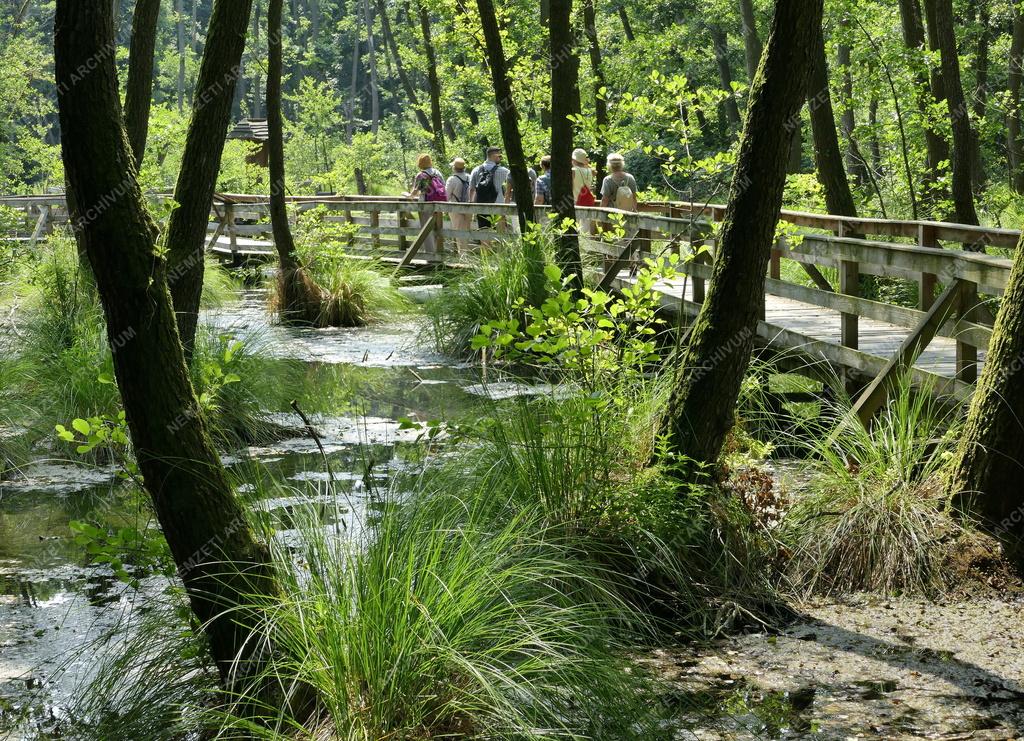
[3,192,1018,421]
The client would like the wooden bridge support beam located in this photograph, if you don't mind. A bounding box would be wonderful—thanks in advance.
[956,280,980,383]
[918,223,939,310]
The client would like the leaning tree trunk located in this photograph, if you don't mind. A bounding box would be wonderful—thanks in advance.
[55,0,279,690]
[898,0,950,210]
[549,0,584,292]
[709,25,743,128]
[124,0,161,168]
[925,0,980,227]
[807,17,857,219]
[660,0,822,473]
[165,0,255,357]
[1008,2,1024,193]
[948,232,1024,551]
[617,3,635,41]
[175,0,186,111]
[582,0,609,184]
[418,2,445,158]
[475,0,535,233]
[376,0,433,134]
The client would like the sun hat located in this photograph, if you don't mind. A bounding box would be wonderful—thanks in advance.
[572,148,590,166]
[450,157,466,170]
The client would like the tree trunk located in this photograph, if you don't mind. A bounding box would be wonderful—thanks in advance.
[475,0,535,234]
[807,17,857,218]
[868,95,882,173]
[924,0,980,226]
[659,0,822,473]
[176,0,186,111]
[1009,2,1024,193]
[363,0,380,134]
[971,0,989,186]
[124,0,161,168]
[268,0,297,273]
[738,0,762,81]
[250,0,263,118]
[709,25,742,128]
[549,0,584,292]
[836,22,869,186]
[376,0,433,134]
[899,0,950,208]
[418,2,445,157]
[165,0,255,357]
[55,0,279,689]
[617,4,634,42]
[949,232,1024,551]
[582,0,608,184]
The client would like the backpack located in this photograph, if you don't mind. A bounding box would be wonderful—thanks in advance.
[576,184,596,207]
[610,173,635,210]
[475,165,499,203]
[452,173,470,202]
[422,171,447,202]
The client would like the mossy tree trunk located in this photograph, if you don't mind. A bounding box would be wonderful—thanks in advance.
[124,0,161,168]
[659,0,822,473]
[55,0,279,689]
[549,0,584,292]
[949,233,1024,550]
[165,0,255,357]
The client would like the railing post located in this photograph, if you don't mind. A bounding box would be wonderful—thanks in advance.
[918,223,938,311]
[957,281,980,383]
[370,209,381,251]
[398,207,409,251]
[838,221,858,351]
[433,208,445,259]
[225,203,237,259]
[691,232,706,305]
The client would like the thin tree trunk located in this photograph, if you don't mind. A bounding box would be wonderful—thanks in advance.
[709,25,742,128]
[949,231,1024,551]
[868,95,882,173]
[475,0,535,233]
[376,0,433,133]
[418,2,445,157]
[165,0,255,356]
[582,0,608,184]
[268,0,297,272]
[250,0,262,118]
[836,22,868,186]
[176,0,186,111]
[617,4,634,41]
[124,0,161,168]
[738,0,762,81]
[924,0,980,226]
[1009,2,1024,192]
[899,0,950,208]
[807,17,857,218]
[550,0,583,291]
[659,0,823,473]
[55,0,279,689]
[971,0,989,186]
[363,0,380,134]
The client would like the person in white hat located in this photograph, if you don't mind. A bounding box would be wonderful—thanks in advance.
[600,153,638,212]
[571,148,596,234]
[446,157,473,252]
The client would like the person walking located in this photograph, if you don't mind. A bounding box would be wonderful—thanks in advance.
[469,146,511,238]
[571,148,596,234]
[600,153,638,211]
[446,157,473,252]
[410,153,446,254]
[534,155,552,206]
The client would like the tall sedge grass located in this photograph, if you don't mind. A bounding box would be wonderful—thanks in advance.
[780,374,964,596]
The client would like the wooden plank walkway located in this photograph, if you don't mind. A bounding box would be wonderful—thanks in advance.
[4,192,1017,418]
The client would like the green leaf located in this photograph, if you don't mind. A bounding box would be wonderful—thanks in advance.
[97,372,115,385]
[71,418,91,436]
[55,424,75,442]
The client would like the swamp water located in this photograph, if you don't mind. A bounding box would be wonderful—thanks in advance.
[0,288,502,737]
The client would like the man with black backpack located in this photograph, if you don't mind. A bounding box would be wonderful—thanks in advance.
[468,146,510,235]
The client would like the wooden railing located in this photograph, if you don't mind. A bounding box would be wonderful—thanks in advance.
[3,192,1018,419]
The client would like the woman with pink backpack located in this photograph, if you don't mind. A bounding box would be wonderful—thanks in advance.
[410,153,447,254]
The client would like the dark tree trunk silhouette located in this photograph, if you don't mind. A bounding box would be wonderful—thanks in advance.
[949,232,1024,552]
[1009,3,1024,193]
[971,0,989,186]
[124,0,161,167]
[617,4,635,41]
[549,0,584,291]
[165,0,255,357]
[836,21,868,186]
[807,17,857,219]
[55,0,279,689]
[924,0,980,227]
[418,3,445,157]
[376,0,433,133]
[250,0,263,117]
[175,0,186,111]
[709,25,742,128]
[738,0,761,80]
[660,0,823,473]
[583,0,608,184]
[899,0,950,208]
[475,0,535,232]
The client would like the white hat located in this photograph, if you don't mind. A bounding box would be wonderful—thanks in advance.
[571,148,590,166]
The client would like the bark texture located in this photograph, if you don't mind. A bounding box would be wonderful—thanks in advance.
[925,0,980,226]
[165,0,254,356]
[124,0,161,167]
[55,0,279,688]
[660,0,823,472]
[949,232,1024,550]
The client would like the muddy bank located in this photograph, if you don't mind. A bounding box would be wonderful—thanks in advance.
[650,594,1024,739]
